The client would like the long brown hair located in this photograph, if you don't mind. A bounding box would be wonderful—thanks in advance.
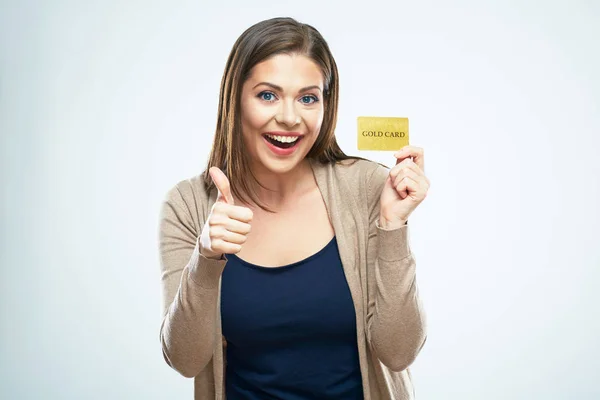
[202,17,377,213]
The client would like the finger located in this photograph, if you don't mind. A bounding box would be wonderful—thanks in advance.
[223,219,252,235]
[226,231,248,245]
[209,213,252,233]
[395,175,419,199]
[394,146,425,172]
[396,176,409,199]
[209,225,248,245]
[212,238,242,254]
[395,174,429,200]
[209,167,234,204]
[224,205,254,223]
[390,158,415,179]
[390,158,423,180]
[393,168,421,189]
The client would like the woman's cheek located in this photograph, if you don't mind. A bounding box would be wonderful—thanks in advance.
[248,104,274,127]
[304,108,324,130]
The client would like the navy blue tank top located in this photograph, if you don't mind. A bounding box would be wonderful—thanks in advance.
[220,235,364,399]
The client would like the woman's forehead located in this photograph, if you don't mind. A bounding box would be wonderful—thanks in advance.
[246,54,324,90]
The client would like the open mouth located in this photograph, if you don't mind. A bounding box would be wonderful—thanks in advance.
[263,134,303,149]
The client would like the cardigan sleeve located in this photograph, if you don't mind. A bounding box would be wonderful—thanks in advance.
[158,184,227,378]
[364,163,428,372]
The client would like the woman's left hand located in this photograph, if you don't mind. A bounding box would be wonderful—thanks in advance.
[378,145,430,229]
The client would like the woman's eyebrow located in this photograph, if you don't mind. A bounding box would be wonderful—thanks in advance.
[252,82,322,93]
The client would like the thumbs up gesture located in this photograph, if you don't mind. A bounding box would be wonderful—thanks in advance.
[199,167,254,260]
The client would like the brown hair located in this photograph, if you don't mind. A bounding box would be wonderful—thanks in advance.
[202,17,380,213]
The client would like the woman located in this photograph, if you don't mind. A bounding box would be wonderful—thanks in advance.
[159,17,429,400]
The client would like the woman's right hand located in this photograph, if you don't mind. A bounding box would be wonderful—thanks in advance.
[199,167,254,260]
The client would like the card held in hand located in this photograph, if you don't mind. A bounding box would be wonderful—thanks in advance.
[357,117,409,151]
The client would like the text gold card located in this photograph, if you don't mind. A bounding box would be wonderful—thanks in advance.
[357,117,409,151]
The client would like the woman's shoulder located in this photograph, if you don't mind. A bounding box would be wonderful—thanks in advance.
[329,157,391,186]
[333,158,390,212]
[161,172,211,212]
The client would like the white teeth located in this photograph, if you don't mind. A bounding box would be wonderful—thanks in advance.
[265,134,299,143]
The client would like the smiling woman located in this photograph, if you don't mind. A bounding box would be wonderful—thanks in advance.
[202,17,373,213]
[241,54,323,161]
[158,16,428,400]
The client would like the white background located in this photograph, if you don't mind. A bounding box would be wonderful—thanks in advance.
[1,0,599,399]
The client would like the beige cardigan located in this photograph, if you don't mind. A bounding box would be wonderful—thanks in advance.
[158,157,427,399]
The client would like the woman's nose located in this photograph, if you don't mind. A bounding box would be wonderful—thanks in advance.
[275,100,301,127]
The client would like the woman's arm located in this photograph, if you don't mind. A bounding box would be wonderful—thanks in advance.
[365,164,428,372]
[158,184,227,378]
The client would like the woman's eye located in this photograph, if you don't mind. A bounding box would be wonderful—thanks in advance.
[300,95,318,104]
[258,91,276,102]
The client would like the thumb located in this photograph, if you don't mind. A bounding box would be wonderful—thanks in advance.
[209,167,235,204]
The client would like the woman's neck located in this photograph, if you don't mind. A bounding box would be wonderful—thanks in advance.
[239,159,316,209]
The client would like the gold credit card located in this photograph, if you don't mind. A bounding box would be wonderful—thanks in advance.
[357,117,409,151]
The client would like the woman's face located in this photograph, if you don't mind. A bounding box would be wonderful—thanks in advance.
[239,53,325,174]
